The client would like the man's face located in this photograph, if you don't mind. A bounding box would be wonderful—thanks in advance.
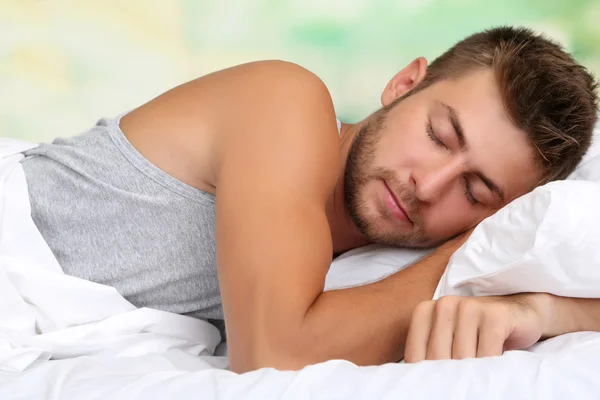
[344,68,541,247]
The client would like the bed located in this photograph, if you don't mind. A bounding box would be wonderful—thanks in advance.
[1,119,600,399]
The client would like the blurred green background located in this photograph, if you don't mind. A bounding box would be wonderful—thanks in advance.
[1,0,599,141]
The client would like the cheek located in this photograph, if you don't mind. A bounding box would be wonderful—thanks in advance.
[376,129,431,169]
[357,180,387,218]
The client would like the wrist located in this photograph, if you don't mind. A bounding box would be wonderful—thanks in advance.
[532,292,560,339]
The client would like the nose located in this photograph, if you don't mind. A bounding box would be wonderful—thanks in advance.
[410,156,466,203]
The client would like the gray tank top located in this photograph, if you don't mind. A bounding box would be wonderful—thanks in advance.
[21,115,225,336]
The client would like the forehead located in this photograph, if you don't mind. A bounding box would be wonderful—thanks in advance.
[421,69,542,200]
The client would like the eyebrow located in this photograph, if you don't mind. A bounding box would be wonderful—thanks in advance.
[438,101,506,201]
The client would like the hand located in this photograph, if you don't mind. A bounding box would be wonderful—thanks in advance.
[404,293,554,363]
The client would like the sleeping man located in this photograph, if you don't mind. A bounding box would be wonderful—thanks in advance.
[20,26,599,373]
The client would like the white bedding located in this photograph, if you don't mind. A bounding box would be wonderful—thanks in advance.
[2,138,600,399]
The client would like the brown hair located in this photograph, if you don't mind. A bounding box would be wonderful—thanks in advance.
[405,26,599,183]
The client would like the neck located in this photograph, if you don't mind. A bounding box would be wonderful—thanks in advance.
[326,121,372,255]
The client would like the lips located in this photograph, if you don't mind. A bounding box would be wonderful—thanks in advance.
[383,180,413,224]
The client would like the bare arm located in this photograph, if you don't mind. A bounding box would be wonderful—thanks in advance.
[121,60,464,373]
[543,295,600,338]
[210,61,468,372]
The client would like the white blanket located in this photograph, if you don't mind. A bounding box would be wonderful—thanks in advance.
[2,139,600,399]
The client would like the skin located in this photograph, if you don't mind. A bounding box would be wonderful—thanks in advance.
[119,59,600,373]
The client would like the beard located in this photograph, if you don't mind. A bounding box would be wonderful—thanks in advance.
[343,107,429,247]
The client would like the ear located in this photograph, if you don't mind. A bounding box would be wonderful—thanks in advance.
[381,57,428,106]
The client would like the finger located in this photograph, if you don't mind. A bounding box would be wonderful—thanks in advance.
[404,300,436,363]
[477,314,508,358]
[452,300,480,359]
[426,297,459,360]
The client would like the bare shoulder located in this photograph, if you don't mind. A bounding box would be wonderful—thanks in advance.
[121,60,340,193]
[213,61,342,208]
[211,60,340,155]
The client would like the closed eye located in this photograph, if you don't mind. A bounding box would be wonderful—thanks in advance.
[463,176,479,205]
[426,122,449,150]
